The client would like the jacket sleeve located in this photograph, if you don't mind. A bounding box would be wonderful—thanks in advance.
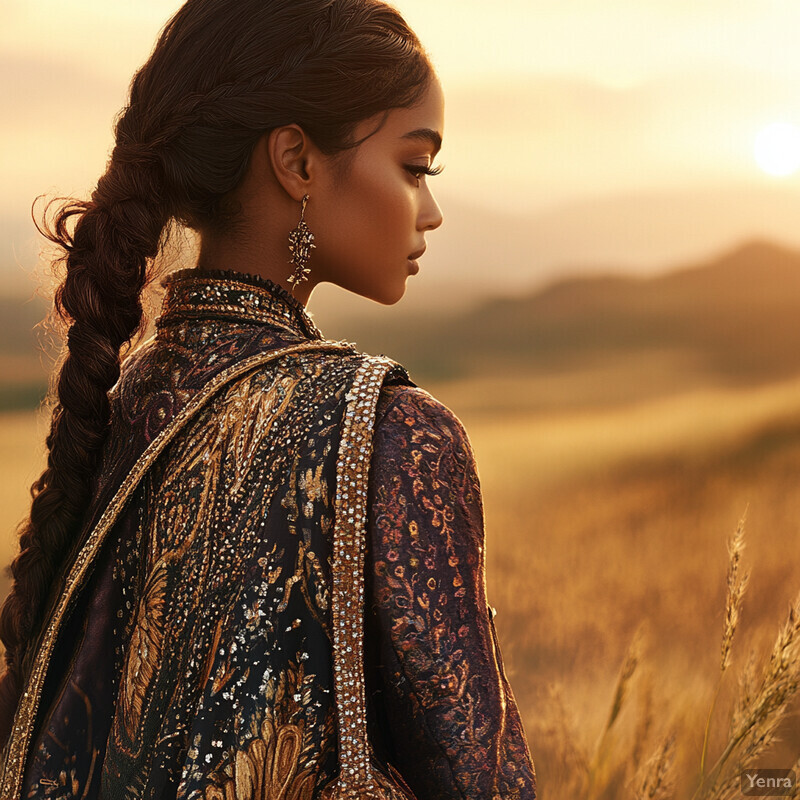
[364,385,537,800]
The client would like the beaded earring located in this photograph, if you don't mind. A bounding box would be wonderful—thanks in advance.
[287,194,316,290]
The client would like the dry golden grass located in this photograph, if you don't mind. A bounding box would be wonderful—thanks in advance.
[0,408,48,584]
[517,516,800,800]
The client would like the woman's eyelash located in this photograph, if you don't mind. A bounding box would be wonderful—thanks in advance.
[405,163,445,179]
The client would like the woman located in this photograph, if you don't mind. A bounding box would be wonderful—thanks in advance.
[0,0,537,797]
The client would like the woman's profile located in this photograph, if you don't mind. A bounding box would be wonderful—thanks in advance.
[0,0,537,797]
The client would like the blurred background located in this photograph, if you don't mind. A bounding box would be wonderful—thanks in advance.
[4,0,800,795]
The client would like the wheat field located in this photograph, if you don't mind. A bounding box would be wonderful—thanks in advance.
[2,371,800,797]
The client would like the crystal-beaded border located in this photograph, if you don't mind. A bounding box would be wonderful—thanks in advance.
[322,355,399,798]
[0,339,359,798]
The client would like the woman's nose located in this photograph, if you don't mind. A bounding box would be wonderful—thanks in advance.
[420,191,443,232]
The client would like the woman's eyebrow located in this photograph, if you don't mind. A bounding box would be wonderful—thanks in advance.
[400,128,442,156]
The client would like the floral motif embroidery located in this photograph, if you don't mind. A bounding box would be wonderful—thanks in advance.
[197,660,319,800]
[366,385,537,799]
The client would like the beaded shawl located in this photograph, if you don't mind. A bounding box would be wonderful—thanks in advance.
[0,268,537,799]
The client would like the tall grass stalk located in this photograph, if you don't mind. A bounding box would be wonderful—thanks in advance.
[585,625,645,799]
[698,510,750,781]
[692,588,800,800]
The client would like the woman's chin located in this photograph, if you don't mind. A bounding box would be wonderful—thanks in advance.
[376,280,408,306]
[332,272,409,306]
[350,278,407,306]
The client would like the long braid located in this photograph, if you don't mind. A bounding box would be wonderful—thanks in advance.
[0,137,171,749]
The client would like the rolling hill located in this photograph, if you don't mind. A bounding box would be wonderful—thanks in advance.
[334,238,800,388]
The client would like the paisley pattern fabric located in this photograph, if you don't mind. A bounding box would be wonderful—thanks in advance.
[6,268,536,799]
[365,387,536,799]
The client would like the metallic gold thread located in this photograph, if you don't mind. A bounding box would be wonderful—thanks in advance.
[0,339,357,798]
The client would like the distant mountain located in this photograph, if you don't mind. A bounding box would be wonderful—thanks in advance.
[337,239,800,386]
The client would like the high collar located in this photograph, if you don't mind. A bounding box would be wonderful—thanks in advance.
[155,267,325,340]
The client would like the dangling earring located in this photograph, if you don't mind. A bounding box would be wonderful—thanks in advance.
[287,194,315,290]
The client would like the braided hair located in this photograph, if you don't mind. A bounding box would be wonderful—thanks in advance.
[0,0,434,749]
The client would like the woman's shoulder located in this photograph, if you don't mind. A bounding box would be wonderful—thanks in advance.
[374,382,473,455]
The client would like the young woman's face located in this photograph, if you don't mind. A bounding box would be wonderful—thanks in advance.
[311,77,445,305]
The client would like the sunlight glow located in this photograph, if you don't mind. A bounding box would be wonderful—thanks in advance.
[754,122,800,177]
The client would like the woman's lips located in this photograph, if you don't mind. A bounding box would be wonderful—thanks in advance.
[407,246,425,274]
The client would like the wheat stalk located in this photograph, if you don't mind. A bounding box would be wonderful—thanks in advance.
[634,729,677,800]
[585,624,646,799]
[729,646,758,735]
[698,510,750,783]
[694,589,800,800]
[720,510,750,674]
[631,666,655,772]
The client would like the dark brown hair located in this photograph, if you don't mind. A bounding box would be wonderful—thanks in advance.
[0,0,433,748]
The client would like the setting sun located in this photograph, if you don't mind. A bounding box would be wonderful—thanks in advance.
[754,122,800,177]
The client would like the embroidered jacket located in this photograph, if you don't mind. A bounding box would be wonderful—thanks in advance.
[0,268,537,799]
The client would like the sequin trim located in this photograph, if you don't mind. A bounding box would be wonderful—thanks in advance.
[0,340,357,799]
[319,356,417,800]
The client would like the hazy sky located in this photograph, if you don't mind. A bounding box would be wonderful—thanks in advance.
[3,1,800,292]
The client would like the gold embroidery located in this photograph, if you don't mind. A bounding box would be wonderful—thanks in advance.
[0,340,357,798]
[200,659,318,800]
[227,372,304,497]
[222,718,315,800]
[119,556,168,746]
[156,270,325,341]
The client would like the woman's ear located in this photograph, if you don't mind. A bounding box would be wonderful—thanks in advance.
[266,124,315,201]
